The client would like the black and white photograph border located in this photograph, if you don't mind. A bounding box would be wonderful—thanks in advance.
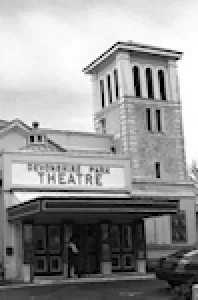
[0,0,198,299]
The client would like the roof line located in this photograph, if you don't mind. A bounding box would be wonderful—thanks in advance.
[42,127,114,138]
[82,40,183,74]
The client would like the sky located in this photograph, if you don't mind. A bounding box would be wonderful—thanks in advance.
[0,0,197,164]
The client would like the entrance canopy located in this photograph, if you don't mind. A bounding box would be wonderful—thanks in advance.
[7,191,179,221]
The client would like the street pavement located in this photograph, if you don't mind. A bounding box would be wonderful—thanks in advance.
[0,279,177,300]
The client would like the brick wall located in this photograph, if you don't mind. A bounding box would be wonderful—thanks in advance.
[119,98,187,181]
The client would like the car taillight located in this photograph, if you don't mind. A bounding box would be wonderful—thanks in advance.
[175,258,190,272]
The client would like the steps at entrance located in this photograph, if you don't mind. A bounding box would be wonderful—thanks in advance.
[34,276,65,283]
[34,272,154,284]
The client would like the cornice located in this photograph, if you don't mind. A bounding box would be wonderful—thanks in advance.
[83,41,183,74]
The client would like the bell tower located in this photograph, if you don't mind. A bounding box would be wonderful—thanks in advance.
[83,41,187,182]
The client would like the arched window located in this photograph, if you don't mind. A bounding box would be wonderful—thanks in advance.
[100,79,105,108]
[146,68,154,99]
[114,69,119,100]
[158,70,166,100]
[132,66,141,97]
[146,108,152,131]
[156,109,162,132]
[155,162,161,179]
[107,74,112,104]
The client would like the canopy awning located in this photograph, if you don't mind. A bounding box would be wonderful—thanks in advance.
[7,191,179,221]
[8,191,130,207]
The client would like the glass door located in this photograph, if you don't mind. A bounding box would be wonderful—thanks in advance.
[34,225,63,275]
[48,226,62,274]
[121,225,134,270]
[34,226,48,274]
[111,224,135,272]
[111,225,121,271]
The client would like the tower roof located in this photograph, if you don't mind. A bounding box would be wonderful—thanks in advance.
[83,40,183,74]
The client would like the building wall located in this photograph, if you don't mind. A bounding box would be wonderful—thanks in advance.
[0,190,24,280]
[0,129,26,152]
[91,55,119,115]
[119,99,187,181]
[179,197,197,245]
[145,216,171,245]
[94,103,121,138]
[3,223,18,279]
[92,50,187,181]
[90,47,196,250]
[130,52,168,69]
[145,196,196,249]
[46,130,115,152]
[0,186,4,274]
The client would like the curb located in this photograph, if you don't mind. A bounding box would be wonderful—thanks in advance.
[0,273,156,291]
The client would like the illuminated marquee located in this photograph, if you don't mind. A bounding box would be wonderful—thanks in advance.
[11,162,125,189]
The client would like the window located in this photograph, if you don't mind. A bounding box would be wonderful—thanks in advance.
[146,68,154,99]
[38,135,43,143]
[158,70,166,100]
[156,109,162,132]
[155,162,161,178]
[107,74,112,104]
[29,135,34,143]
[146,108,152,131]
[114,69,119,100]
[100,118,106,134]
[171,211,187,243]
[110,146,116,154]
[133,66,141,97]
[100,80,105,108]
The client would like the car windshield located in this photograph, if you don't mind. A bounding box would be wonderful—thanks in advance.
[169,248,196,258]
[184,249,198,258]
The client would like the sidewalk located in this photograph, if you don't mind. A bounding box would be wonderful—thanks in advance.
[0,272,156,290]
[0,275,170,300]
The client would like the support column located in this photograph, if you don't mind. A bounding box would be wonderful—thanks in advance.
[167,60,180,102]
[100,223,111,275]
[15,221,24,280]
[153,69,160,100]
[140,67,147,99]
[135,219,147,273]
[23,224,34,282]
[116,52,133,98]
[63,224,73,278]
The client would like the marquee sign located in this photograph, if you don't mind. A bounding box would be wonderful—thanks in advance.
[11,162,126,189]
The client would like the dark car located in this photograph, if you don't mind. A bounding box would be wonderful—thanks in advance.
[155,248,198,297]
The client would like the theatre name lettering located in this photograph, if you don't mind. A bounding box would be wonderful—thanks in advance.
[27,163,109,187]
[11,162,125,188]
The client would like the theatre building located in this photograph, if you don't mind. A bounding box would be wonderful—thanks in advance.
[0,41,196,282]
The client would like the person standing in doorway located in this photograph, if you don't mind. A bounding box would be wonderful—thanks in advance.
[67,236,80,278]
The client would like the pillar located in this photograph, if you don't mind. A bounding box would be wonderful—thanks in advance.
[135,219,147,273]
[15,221,24,280]
[63,223,73,278]
[140,67,147,99]
[100,223,111,275]
[167,60,180,102]
[153,69,160,100]
[23,223,34,282]
[116,52,133,98]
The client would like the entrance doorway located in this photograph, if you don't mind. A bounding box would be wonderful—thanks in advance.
[111,224,135,272]
[34,225,63,275]
[73,224,100,275]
